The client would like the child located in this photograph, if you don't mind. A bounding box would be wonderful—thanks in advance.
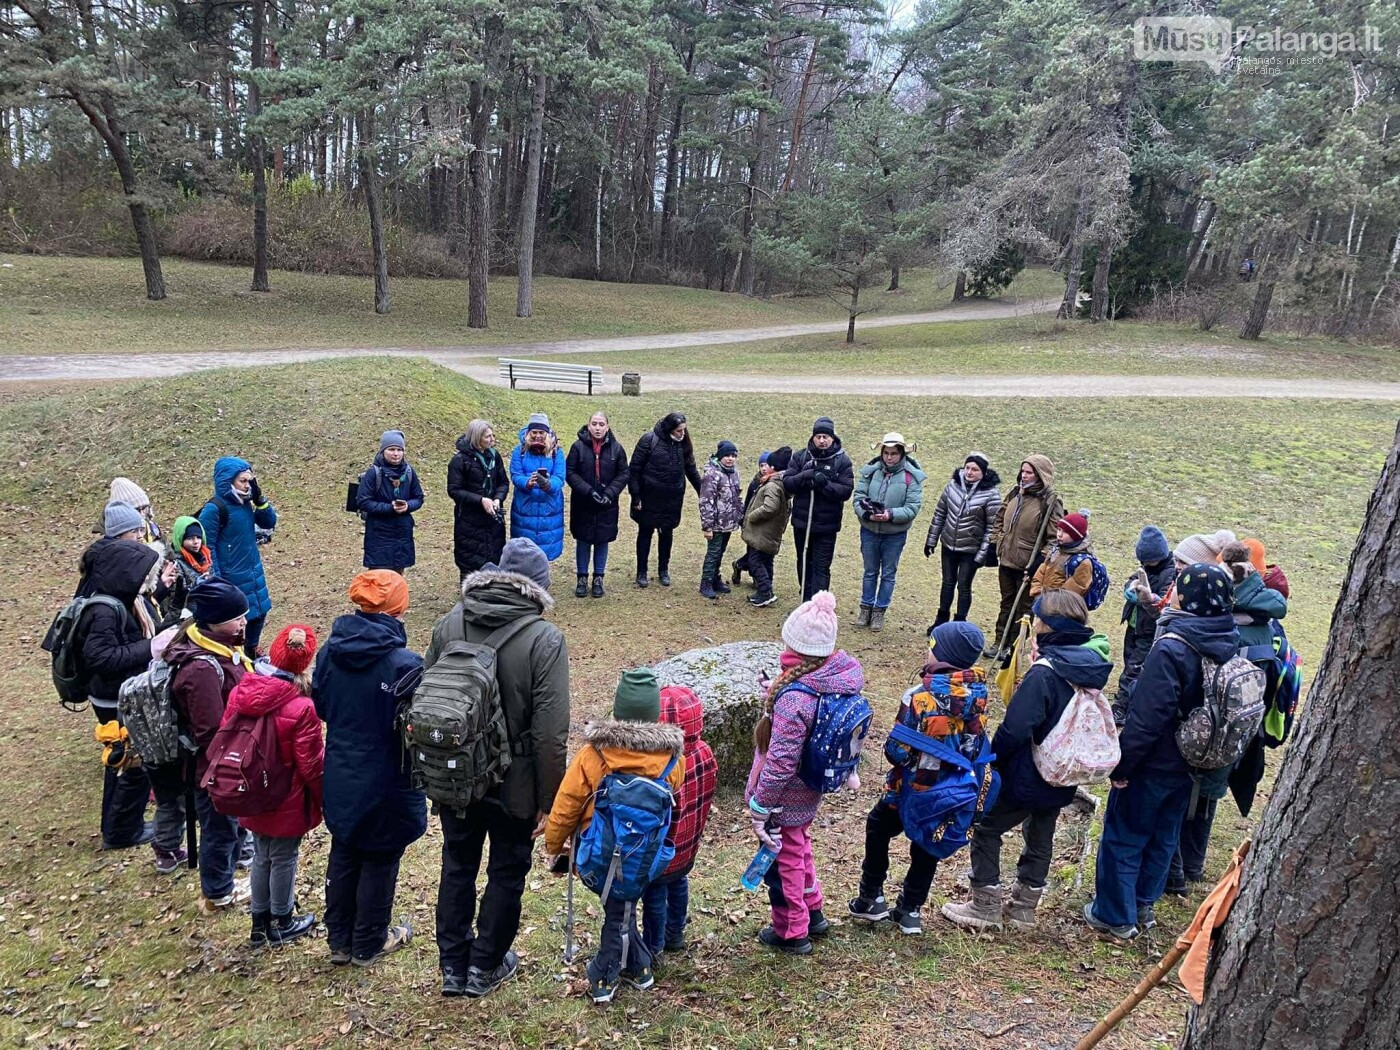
[1113,525,1178,725]
[641,685,717,957]
[698,440,743,599]
[1030,511,1096,599]
[851,621,988,935]
[164,516,213,620]
[221,623,325,947]
[748,591,864,955]
[739,447,793,607]
[1242,537,1290,598]
[730,450,771,586]
[545,669,685,1004]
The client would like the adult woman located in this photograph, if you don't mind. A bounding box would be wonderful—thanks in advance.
[357,429,425,576]
[566,411,630,597]
[447,420,510,579]
[109,477,165,551]
[851,433,925,631]
[199,456,277,652]
[508,413,567,561]
[988,455,1064,655]
[628,411,702,588]
[923,452,1002,627]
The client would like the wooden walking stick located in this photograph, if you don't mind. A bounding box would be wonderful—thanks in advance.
[563,838,577,964]
[1073,942,1190,1050]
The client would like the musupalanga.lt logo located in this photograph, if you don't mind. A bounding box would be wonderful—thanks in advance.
[1133,16,1383,71]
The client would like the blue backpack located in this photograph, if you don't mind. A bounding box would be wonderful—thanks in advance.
[1242,620,1302,748]
[886,722,999,860]
[575,750,679,904]
[787,684,874,793]
[1066,552,1111,610]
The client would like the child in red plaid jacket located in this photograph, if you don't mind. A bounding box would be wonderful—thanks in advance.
[641,685,717,955]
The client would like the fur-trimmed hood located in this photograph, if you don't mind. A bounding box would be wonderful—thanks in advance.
[460,568,555,617]
[582,717,686,756]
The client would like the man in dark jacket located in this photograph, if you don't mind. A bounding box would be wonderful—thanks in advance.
[357,429,425,575]
[1113,525,1178,724]
[1086,563,1240,940]
[424,537,570,1000]
[784,417,855,601]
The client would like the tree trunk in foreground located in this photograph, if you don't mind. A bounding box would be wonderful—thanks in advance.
[1185,420,1400,1050]
[467,80,491,329]
[1090,245,1112,321]
[516,72,547,318]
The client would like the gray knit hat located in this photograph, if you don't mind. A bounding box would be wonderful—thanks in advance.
[1174,529,1237,565]
[380,429,405,452]
[102,500,145,538]
[492,537,552,592]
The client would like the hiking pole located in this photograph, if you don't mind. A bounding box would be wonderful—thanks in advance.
[798,483,815,602]
[563,838,577,964]
[184,753,198,869]
[994,496,1055,659]
[1072,942,1190,1050]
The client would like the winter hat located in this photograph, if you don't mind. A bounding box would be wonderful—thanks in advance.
[189,577,250,627]
[1135,525,1171,565]
[1057,512,1089,542]
[812,417,836,438]
[964,452,990,473]
[110,477,150,509]
[349,569,410,617]
[782,590,839,658]
[878,432,907,451]
[269,624,318,676]
[380,430,406,453]
[491,537,552,592]
[1174,529,1237,565]
[613,668,662,723]
[767,446,793,472]
[758,451,771,466]
[659,411,687,435]
[1242,538,1268,574]
[928,621,985,671]
[716,440,738,459]
[524,412,553,435]
[103,500,146,538]
[1176,563,1234,617]
[174,517,204,546]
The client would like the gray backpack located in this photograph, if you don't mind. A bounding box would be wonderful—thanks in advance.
[1163,633,1267,771]
[118,653,223,769]
[403,608,540,813]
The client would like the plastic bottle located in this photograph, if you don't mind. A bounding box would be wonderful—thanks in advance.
[741,844,777,892]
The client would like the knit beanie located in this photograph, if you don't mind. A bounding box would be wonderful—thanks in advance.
[174,516,204,546]
[102,500,146,538]
[189,577,250,627]
[1242,538,1267,574]
[490,537,552,592]
[716,440,738,459]
[1174,529,1237,565]
[380,430,406,452]
[269,624,318,676]
[812,417,836,438]
[1176,563,1234,617]
[1135,525,1171,565]
[767,446,793,472]
[613,668,662,722]
[928,621,985,671]
[758,451,771,466]
[110,477,150,508]
[525,412,553,435]
[782,590,838,657]
[1057,512,1089,542]
[349,570,410,617]
[964,452,990,473]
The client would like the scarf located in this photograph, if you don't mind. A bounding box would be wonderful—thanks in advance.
[181,545,212,575]
[188,625,252,670]
[132,596,156,640]
[592,437,604,481]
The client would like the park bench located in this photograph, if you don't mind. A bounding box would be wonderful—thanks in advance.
[498,357,604,395]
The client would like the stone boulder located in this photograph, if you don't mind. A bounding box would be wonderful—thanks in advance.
[651,641,783,786]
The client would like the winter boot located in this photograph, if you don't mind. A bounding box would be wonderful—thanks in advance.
[940,884,1005,932]
[869,606,887,632]
[699,578,718,600]
[592,575,605,598]
[1004,882,1044,929]
[268,911,317,946]
[713,577,731,594]
[249,911,272,949]
[852,604,873,628]
[576,575,589,598]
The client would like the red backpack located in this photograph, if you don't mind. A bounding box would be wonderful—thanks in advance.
[202,712,293,817]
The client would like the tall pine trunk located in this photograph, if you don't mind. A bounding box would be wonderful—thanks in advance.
[1186,420,1400,1050]
[1089,245,1112,321]
[249,0,270,292]
[356,108,389,315]
[516,72,547,319]
[1239,280,1275,339]
[952,271,966,301]
[467,81,492,329]
[1058,193,1089,319]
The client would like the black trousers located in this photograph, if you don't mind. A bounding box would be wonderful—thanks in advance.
[435,801,535,975]
[636,526,674,575]
[994,566,1034,649]
[589,896,650,984]
[747,546,776,595]
[94,707,150,848]
[1167,797,1218,888]
[859,803,938,910]
[968,798,1060,889]
[935,547,980,625]
[324,838,406,962]
[791,528,838,601]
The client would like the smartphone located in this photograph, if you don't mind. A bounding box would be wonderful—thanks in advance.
[535,467,549,477]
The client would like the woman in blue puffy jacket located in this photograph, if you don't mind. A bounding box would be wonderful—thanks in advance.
[199,456,277,651]
[508,413,566,561]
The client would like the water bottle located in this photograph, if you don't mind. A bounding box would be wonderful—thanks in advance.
[741,844,777,892]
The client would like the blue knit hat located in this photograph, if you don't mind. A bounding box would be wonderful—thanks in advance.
[928,621,985,670]
[1135,525,1170,565]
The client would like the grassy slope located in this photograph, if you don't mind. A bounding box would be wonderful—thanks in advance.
[0,360,1392,1049]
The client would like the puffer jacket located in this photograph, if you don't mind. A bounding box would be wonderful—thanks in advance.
[543,718,686,856]
[424,569,570,822]
[79,539,161,710]
[166,630,249,783]
[698,460,743,533]
[447,437,509,575]
[629,422,703,531]
[990,455,1064,571]
[926,467,1003,557]
[565,427,630,545]
[509,428,567,560]
[784,437,855,535]
[853,454,926,535]
[220,671,324,838]
[1233,572,1288,648]
[199,456,277,621]
[357,455,425,569]
[660,686,717,878]
[879,662,988,806]
[1031,537,1097,597]
[741,476,792,554]
[164,516,213,622]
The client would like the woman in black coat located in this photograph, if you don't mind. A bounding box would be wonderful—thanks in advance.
[447,420,510,578]
[566,411,630,598]
[628,411,702,588]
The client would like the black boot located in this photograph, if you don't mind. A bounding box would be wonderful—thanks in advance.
[576,575,588,598]
[713,577,732,595]
[250,910,272,949]
[592,575,605,598]
[268,911,317,946]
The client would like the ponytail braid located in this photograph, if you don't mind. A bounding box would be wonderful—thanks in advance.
[753,653,828,755]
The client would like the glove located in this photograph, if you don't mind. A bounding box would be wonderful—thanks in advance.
[249,478,265,506]
[924,542,935,558]
[751,813,782,853]
[812,471,828,489]
[591,489,609,506]
[973,551,986,567]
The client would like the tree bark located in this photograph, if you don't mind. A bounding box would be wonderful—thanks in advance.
[1239,279,1276,339]
[1058,192,1089,319]
[467,80,492,329]
[516,72,547,319]
[952,271,967,301]
[249,0,270,292]
[846,283,859,343]
[1185,420,1400,1050]
[1090,245,1113,321]
[356,108,389,315]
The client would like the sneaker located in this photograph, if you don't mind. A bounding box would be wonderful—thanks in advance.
[621,963,655,990]
[102,822,155,851]
[890,906,923,936]
[1137,906,1157,931]
[806,910,831,937]
[713,578,731,595]
[757,925,813,955]
[153,847,188,874]
[749,591,778,607]
[658,571,672,587]
[198,879,251,915]
[587,973,618,1005]
[352,921,412,967]
[464,949,520,998]
[1082,901,1138,941]
[441,967,470,998]
[1164,882,1190,899]
[268,911,317,946]
[328,946,352,967]
[847,895,891,923]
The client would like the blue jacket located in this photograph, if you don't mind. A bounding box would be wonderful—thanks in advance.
[1233,573,1288,649]
[993,631,1113,811]
[508,428,566,560]
[312,612,427,851]
[199,456,277,621]
[1114,611,1240,784]
[357,455,425,569]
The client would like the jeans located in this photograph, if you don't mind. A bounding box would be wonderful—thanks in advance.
[193,787,242,900]
[791,528,838,601]
[325,838,406,962]
[641,873,690,955]
[762,820,824,940]
[1167,797,1218,888]
[994,566,1034,649]
[589,896,649,984]
[435,801,535,975]
[935,546,980,624]
[636,526,674,575]
[251,834,303,915]
[859,803,938,909]
[576,540,609,577]
[969,798,1061,889]
[244,615,266,652]
[747,546,776,596]
[701,531,732,582]
[859,528,907,610]
[1092,774,1193,928]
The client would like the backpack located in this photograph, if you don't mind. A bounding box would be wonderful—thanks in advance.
[1029,661,1121,787]
[203,705,293,817]
[1244,621,1302,747]
[575,750,679,904]
[887,722,999,860]
[1066,552,1111,610]
[401,608,540,813]
[786,683,873,793]
[120,653,223,769]
[1164,632,1267,771]
[41,594,129,711]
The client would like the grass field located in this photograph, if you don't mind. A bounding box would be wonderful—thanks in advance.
[0,359,1392,1049]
